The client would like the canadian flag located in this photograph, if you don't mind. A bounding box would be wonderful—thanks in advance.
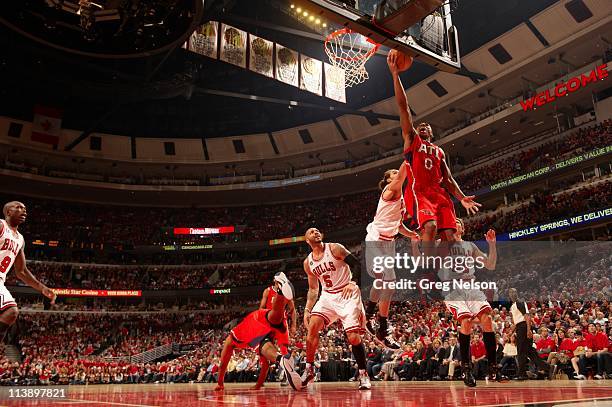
[31,105,63,148]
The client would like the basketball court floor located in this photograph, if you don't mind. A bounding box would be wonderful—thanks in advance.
[3,381,611,406]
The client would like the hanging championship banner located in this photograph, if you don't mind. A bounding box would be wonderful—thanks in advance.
[220,24,247,68]
[300,55,323,96]
[249,34,274,78]
[275,45,299,87]
[186,21,219,59]
[324,63,346,103]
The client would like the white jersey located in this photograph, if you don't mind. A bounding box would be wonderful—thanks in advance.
[437,240,479,282]
[307,243,352,293]
[0,219,25,284]
[365,186,406,241]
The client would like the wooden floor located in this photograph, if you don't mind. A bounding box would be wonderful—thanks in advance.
[3,380,612,406]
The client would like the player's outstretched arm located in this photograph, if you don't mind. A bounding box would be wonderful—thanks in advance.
[288,299,297,336]
[383,162,408,202]
[14,249,56,304]
[303,259,319,328]
[440,159,482,215]
[259,287,269,309]
[472,229,497,270]
[387,52,416,151]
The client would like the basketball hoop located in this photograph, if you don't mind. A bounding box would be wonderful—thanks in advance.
[324,28,380,88]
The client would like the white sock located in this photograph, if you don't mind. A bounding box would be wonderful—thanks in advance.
[359,369,366,376]
[306,363,312,371]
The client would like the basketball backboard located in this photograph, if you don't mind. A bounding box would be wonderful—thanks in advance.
[293,0,461,73]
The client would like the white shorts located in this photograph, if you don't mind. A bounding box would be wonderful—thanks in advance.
[444,289,491,321]
[0,285,17,311]
[311,288,366,334]
[364,238,396,281]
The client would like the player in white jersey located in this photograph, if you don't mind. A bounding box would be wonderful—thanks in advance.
[364,163,418,349]
[297,228,371,390]
[0,202,56,345]
[440,218,498,387]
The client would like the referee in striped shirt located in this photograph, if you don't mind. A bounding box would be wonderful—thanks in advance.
[508,288,552,380]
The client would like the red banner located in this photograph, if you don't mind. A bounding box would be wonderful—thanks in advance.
[52,289,142,297]
[173,226,235,235]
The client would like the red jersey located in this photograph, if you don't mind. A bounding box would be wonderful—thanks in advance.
[403,134,446,193]
[265,286,277,309]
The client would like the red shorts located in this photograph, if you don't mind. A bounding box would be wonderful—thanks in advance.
[404,186,457,232]
[230,309,274,350]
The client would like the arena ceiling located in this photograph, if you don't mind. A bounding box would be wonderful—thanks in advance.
[0,0,559,139]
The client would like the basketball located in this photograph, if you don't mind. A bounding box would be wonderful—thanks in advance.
[390,49,413,71]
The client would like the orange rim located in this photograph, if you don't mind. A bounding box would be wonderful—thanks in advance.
[324,28,380,62]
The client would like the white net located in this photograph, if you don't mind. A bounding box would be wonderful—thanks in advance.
[324,29,379,88]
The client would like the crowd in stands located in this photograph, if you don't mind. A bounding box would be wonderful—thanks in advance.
[2,122,609,250]
[3,177,608,292]
[6,259,305,290]
[464,180,612,241]
[455,121,611,192]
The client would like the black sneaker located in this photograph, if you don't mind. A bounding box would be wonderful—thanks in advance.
[462,365,476,387]
[300,365,315,388]
[375,328,401,350]
[365,318,377,337]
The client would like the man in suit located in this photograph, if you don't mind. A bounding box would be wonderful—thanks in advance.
[439,337,461,380]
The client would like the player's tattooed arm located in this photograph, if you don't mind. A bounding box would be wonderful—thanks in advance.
[14,249,56,304]
[330,243,361,300]
[388,53,417,150]
[303,259,319,327]
[440,159,482,216]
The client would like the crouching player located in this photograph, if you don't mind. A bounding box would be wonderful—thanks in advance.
[214,273,301,391]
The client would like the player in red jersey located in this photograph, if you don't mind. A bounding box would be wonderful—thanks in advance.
[214,273,301,391]
[260,272,297,386]
[260,273,297,356]
[387,52,481,249]
[0,202,56,345]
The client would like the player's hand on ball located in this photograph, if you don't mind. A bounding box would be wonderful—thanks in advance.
[341,281,359,300]
[460,195,482,215]
[387,51,399,74]
[42,287,56,305]
[484,229,496,243]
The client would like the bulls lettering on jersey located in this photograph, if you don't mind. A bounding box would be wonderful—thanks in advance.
[0,220,24,281]
[438,240,479,282]
[308,243,351,292]
[403,136,445,191]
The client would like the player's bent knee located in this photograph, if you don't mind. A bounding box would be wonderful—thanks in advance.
[346,332,362,346]
[0,307,18,325]
[308,316,325,334]
[422,221,437,236]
